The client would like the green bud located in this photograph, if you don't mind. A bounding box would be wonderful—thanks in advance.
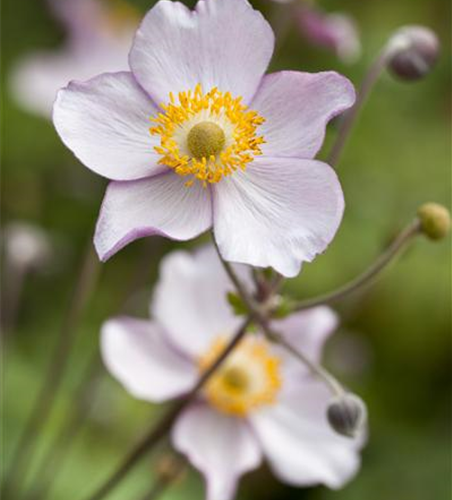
[417,203,451,240]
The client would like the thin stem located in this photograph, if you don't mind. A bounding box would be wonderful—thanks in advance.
[291,219,421,312]
[2,243,100,499]
[22,353,103,500]
[22,239,164,500]
[265,328,345,397]
[328,50,387,167]
[81,318,251,500]
[136,458,186,500]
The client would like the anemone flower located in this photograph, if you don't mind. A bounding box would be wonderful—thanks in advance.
[10,0,138,118]
[53,0,355,277]
[101,245,364,500]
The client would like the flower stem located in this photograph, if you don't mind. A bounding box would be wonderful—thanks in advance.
[2,243,100,499]
[291,219,421,312]
[328,50,387,167]
[264,328,345,397]
[80,318,251,500]
[212,238,346,397]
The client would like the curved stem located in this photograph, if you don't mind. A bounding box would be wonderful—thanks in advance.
[81,318,251,500]
[264,329,345,397]
[328,51,387,168]
[292,219,421,312]
[2,242,100,499]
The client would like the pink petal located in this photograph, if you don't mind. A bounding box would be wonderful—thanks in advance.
[273,307,338,365]
[251,71,355,159]
[172,405,262,500]
[94,173,212,261]
[213,157,345,277]
[100,317,197,402]
[250,381,363,489]
[53,72,165,181]
[129,0,274,106]
[152,245,251,359]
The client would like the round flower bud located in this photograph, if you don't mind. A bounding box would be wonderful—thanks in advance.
[386,26,439,81]
[417,203,451,240]
[327,393,367,438]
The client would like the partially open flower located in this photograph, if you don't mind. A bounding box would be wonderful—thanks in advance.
[385,26,439,81]
[101,246,365,500]
[297,6,361,64]
[53,0,355,277]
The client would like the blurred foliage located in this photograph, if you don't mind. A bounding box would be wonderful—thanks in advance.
[1,0,450,499]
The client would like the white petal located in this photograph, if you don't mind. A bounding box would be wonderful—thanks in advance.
[101,317,197,402]
[250,381,363,489]
[172,405,262,500]
[53,72,164,181]
[213,157,345,277]
[251,71,355,159]
[272,307,338,364]
[151,245,252,359]
[94,173,213,261]
[129,0,274,105]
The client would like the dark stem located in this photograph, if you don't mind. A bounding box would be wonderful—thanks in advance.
[21,239,163,500]
[80,318,251,500]
[328,51,387,168]
[2,244,100,499]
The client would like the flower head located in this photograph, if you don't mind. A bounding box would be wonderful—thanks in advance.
[101,245,364,500]
[53,0,355,277]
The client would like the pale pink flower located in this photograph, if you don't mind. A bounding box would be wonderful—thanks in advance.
[10,0,137,118]
[101,246,363,500]
[53,0,355,277]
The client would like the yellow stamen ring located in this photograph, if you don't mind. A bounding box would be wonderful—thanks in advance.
[150,84,265,187]
[198,336,282,417]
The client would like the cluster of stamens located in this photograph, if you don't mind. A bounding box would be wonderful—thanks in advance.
[198,335,281,417]
[150,84,265,186]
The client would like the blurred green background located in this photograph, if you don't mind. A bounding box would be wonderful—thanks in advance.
[1,0,450,499]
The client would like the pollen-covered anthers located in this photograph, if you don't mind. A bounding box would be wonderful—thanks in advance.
[150,84,265,187]
[199,335,282,417]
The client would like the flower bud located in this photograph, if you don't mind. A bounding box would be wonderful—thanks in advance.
[417,203,451,240]
[386,26,439,81]
[327,393,367,438]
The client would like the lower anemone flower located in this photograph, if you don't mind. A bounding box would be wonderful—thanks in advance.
[101,246,364,500]
[53,0,355,277]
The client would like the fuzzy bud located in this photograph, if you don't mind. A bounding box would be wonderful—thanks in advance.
[417,203,451,240]
[327,393,367,438]
[386,26,439,81]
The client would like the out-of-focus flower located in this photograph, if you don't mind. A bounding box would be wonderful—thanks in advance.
[297,5,361,64]
[268,0,360,63]
[53,0,355,277]
[3,222,52,270]
[10,0,138,118]
[101,246,364,500]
